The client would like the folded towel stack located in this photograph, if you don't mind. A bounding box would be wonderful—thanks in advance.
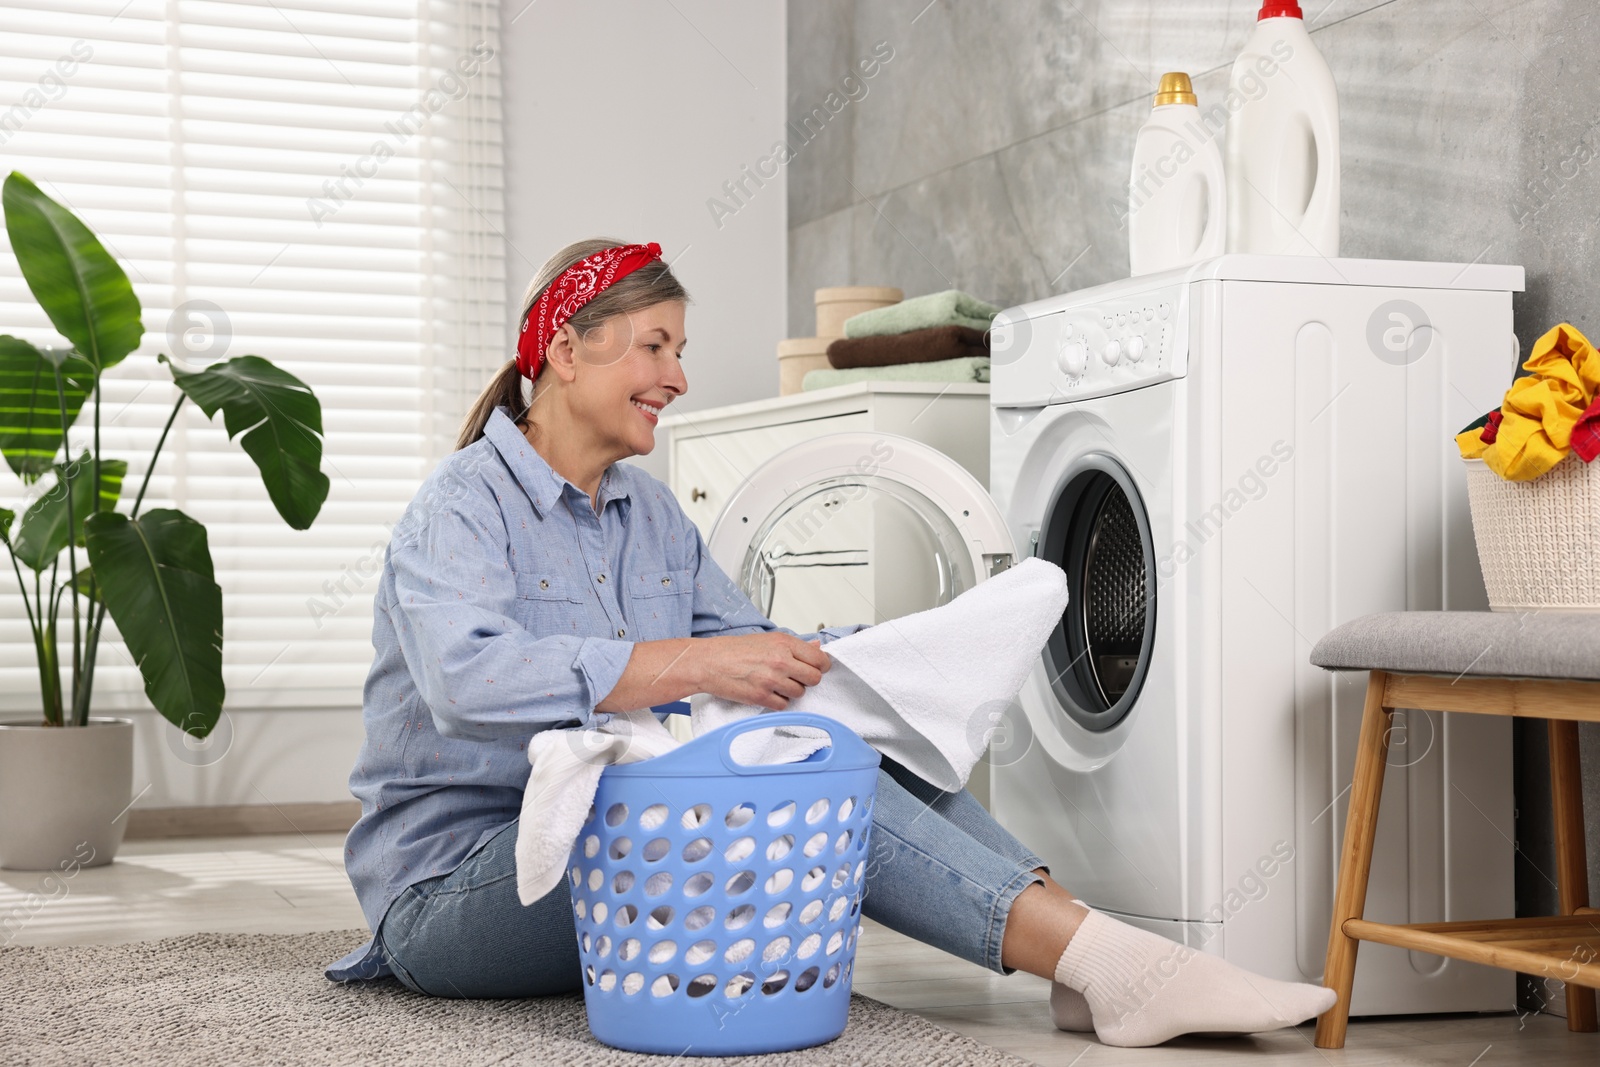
[826,323,989,369]
[809,289,1002,389]
[776,286,904,396]
[841,289,1003,339]
[803,355,991,391]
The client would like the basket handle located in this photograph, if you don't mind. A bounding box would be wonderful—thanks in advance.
[715,712,856,776]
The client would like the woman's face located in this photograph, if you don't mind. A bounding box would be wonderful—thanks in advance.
[565,300,688,459]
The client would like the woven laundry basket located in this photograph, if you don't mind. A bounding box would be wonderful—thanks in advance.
[1463,455,1600,611]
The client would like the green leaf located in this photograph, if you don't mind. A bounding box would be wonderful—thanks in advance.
[72,564,101,602]
[11,451,128,571]
[39,605,62,726]
[0,334,96,482]
[2,172,143,372]
[84,508,223,738]
[162,354,328,530]
[0,506,13,546]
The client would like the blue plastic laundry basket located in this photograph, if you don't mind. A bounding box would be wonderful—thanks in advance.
[567,712,881,1056]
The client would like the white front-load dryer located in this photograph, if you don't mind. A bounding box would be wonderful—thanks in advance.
[699,430,1018,804]
[704,431,1016,634]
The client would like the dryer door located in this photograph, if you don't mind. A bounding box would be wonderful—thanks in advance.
[706,432,1015,631]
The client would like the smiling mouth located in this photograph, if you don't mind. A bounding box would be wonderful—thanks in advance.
[631,398,664,418]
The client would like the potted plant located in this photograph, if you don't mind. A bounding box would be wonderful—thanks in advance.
[0,172,328,870]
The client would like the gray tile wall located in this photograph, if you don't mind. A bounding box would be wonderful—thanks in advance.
[788,0,1600,982]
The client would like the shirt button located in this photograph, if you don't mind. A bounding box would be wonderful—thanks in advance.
[597,574,606,584]
[539,579,549,589]
[661,577,671,587]
[616,628,626,637]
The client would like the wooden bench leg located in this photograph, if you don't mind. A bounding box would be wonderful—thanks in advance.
[1315,670,1394,1049]
[1549,718,1598,1033]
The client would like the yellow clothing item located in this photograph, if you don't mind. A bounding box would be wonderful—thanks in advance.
[1455,426,1489,459]
[1470,323,1600,481]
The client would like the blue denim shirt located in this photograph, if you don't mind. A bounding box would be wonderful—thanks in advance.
[327,407,865,981]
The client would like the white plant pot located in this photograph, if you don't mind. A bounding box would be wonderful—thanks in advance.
[0,717,133,870]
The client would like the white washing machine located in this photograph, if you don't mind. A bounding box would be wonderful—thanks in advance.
[987,255,1525,1016]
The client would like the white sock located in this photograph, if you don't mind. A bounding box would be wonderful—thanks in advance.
[1050,983,1095,1032]
[1052,909,1337,1047]
[1050,898,1093,1031]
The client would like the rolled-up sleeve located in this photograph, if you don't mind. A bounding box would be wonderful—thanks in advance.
[386,502,633,741]
[682,514,870,646]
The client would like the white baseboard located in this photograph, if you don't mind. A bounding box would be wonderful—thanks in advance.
[127,800,360,839]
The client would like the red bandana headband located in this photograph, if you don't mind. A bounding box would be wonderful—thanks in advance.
[516,241,664,380]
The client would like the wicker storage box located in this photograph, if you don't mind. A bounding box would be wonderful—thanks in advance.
[813,286,901,340]
[1463,455,1600,611]
[777,337,830,396]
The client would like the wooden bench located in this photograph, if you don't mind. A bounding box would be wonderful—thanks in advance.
[1309,611,1600,1049]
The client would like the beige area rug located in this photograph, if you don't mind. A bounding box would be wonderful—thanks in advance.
[2,928,1032,1066]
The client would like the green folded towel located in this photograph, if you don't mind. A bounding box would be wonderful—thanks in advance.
[801,356,990,391]
[843,289,1002,339]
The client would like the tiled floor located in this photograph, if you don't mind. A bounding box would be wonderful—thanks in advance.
[0,832,361,948]
[3,834,1595,1065]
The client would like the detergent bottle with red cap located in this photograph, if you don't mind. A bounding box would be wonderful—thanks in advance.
[1224,0,1340,256]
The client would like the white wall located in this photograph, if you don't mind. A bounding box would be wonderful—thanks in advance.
[124,707,366,809]
[499,0,790,482]
[125,2,791,810]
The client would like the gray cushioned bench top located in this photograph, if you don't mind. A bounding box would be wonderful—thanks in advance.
[1310,611,1600,681]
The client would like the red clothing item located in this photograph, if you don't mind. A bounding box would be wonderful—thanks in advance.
[1573,395,1600,463]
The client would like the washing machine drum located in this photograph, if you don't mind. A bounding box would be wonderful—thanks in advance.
[706,433,1016,633]
[1038,456,1157,732]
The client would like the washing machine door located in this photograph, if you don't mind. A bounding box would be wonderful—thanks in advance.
[706,433,1015,631]
[1036,454,1158,736]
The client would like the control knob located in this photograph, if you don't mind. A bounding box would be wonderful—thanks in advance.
[1058,340,1088,377]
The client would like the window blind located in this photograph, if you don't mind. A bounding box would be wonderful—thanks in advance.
[0,0,505,713]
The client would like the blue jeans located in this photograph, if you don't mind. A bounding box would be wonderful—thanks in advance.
[376,757,1048,998]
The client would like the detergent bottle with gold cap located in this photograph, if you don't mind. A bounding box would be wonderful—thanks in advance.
[1127,72,1227,276]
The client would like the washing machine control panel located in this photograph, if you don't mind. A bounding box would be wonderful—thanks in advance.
[991,281,1189,406]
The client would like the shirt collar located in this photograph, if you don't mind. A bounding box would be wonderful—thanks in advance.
[483,406,631,518]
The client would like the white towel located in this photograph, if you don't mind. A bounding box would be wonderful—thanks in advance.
[693,556,1070,790]
[513,708,680,905]
[513,706,841,906]
[514,556,1068,905]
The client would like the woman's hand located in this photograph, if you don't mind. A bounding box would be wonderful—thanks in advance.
[594,632,833,714]
[695,632,832,710]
